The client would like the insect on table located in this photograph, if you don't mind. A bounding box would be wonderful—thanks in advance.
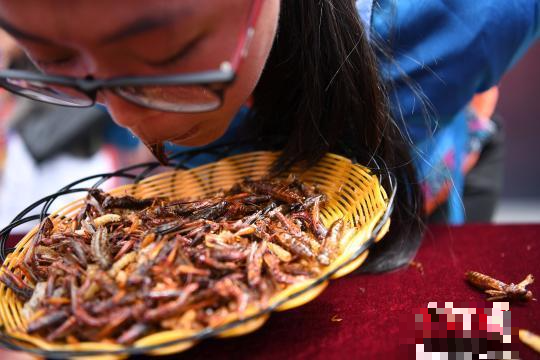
[465,271,535,302]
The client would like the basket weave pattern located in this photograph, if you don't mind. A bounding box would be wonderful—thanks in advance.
[0,151,391,357]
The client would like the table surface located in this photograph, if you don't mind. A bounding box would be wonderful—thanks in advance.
[1,224,539,359]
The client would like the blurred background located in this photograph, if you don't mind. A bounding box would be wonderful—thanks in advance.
[494,43,540,223]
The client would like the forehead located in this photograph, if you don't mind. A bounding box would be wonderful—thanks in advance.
[0,0,243,45]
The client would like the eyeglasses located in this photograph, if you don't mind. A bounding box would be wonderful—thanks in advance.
[0,0,263,113]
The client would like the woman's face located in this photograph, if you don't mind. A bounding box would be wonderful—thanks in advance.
[0,0,280,146]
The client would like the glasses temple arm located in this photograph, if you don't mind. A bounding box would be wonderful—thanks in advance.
[229,0,264,71]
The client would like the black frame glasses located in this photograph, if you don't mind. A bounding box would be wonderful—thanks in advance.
[0,0,263,113]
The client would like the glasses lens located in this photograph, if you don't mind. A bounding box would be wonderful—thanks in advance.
[1,78,93,106]
[114,85,222,113]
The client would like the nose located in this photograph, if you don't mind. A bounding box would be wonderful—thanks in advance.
[97,90,169,137]
[73,47,136,80]
[95,90,108,105]
[100,90,147,128]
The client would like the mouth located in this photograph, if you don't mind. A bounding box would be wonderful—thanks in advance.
[167,124,202,144]
[140,124,203,165]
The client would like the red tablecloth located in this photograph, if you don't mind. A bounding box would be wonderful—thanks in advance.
[2,225,539,359]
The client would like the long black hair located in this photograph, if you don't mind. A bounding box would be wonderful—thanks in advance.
[252,0,424,272]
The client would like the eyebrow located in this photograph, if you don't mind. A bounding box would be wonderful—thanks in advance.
[0,12,187,46]
[101,14,183,44]
[0,17,53,44]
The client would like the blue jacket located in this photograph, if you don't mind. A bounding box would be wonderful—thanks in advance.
[367,0,539,222]
[370,0,540,141]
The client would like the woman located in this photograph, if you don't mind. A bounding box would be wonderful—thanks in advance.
[0,0,537,272]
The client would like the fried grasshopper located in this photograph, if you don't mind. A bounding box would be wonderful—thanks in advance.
[1,177,348,344]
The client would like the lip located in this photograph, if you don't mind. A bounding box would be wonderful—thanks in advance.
[166,124,202,144]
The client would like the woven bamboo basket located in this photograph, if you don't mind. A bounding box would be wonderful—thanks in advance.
[0,151,393,358]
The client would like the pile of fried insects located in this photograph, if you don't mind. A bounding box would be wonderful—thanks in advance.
[0,177,347,344]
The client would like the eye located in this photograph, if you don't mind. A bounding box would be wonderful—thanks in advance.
[34,56,75,69]
[145,35,203,68]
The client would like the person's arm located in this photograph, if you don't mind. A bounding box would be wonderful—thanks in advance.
[372,0,540,124]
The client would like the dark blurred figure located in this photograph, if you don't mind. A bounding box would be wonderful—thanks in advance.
[0,29,151,229]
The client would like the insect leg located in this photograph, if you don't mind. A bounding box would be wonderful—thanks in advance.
[517,274,534,288]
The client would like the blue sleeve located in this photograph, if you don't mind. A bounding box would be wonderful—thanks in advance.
[371,0,540,126]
